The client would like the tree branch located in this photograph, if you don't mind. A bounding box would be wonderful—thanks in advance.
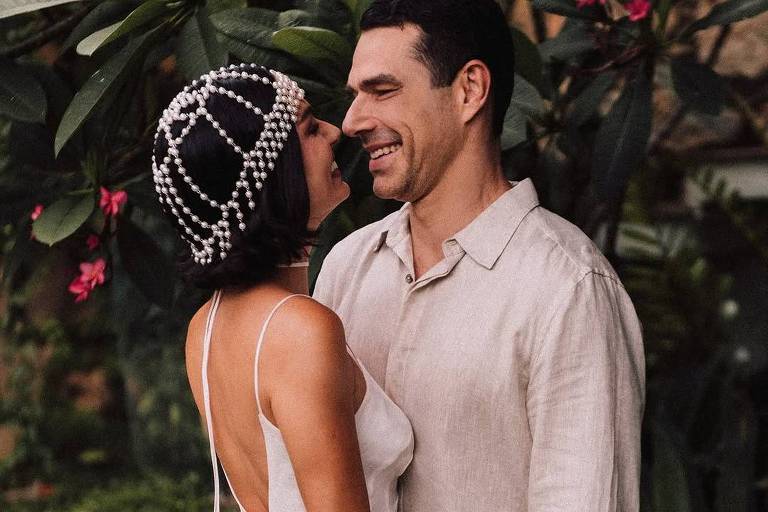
[0,7,89,60]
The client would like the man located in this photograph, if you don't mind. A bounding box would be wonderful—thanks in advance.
[313,0,645,510]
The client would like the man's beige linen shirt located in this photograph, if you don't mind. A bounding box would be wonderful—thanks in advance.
[313,179,645,511]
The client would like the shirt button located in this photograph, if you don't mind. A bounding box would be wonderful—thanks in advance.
[446,239,457,246]
[405,274,413,283]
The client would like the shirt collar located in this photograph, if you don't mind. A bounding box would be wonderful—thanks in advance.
[372,179,539,269]
[453,179,539,269]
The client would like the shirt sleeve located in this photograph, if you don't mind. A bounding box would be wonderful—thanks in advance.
[526,272,645,512]
[312,249,339,310]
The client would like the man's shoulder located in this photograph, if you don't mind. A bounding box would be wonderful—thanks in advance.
[324,208,402,265]
[520,205,620,286]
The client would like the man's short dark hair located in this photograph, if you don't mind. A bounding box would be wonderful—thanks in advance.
[153,77,313,290]
[360,0,515,136]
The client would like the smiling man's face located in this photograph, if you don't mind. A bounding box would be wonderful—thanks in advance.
[343,24,462,202]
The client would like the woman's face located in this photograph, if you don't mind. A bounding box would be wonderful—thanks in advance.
[296,101,350,230]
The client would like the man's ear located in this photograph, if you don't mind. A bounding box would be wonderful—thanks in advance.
[453,59,492,126]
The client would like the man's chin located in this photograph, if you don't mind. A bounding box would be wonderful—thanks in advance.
[372,176,403,201]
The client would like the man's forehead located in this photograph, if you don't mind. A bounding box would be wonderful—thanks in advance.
[348,25,423,86]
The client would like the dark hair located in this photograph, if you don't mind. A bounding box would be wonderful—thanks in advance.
[360,0,515,136]
[153,75,313,291]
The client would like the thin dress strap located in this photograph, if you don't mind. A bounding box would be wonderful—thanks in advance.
[253,294,307,416]
[201,290,246,512]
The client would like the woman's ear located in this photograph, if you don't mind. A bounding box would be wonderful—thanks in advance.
[453,59,492,126]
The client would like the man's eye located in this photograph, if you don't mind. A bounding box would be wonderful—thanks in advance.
[375,89,397,96]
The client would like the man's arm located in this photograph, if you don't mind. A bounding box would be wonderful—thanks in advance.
[526,272,645,511]
[312,249,340,309]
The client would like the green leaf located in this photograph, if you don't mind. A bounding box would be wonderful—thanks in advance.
[32,194,95,246]
[272,26,353,63]
[510,74,544,119]
[177,8,228,81]
[501,106,528,150]
[568,71,616,126]
[539,20,595,62]
[117,216,175,308]
[210,7,279,46]
[510,25,546,97]
[76,21,122,57]
[0,58,47,123]
[531,0,602,19]
[98,0,171,49]
[0,0,82,19]
[592,69,653,202]
[684,0,768,35]
[55,30,153,156]
[61,0,136,52]
[207,0,247,13]
[670,57,727,116]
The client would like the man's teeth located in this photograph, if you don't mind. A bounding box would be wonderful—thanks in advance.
[370,144,402,160]
[331,161,339,173]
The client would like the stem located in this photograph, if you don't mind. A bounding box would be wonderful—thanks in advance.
[0,7,89,59]
[531,7,548,44]
[648,25,732,154]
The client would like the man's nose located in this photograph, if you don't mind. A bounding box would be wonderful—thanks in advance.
[342,95,375,139]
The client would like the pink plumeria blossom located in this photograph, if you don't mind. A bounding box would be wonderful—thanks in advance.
[86,234,101,251]
[99,187,128,217]
[576,0,606,8]
[68,258,106,303]
[30,204,44,221]
[625,0,651,21]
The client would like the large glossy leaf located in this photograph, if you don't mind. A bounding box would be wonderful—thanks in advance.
[272,26,353,63]
[510,74,544,119]
[539,21,595,62]
[592,69,652,202]
[0,58,47,123]
[210,7,279,46]
[671,57,727,116]
[501,106,527,150]
[568,71,616,126]
[32,193,95,245]
[684,0,768,35]
[98,0,170,48]
[61,0,136,52]
[510,25,546,97]
[531,0,602,19]
[55,30,153,156]
[117,216,174,308]
[177,8,228,81]
[0,0,81,19]
[76,21,122,56]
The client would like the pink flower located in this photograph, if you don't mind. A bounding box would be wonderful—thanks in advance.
[99,187,127,217]
[625,0,651,21]
[68,258,106,303]
[86,234,101,251]
[30,204,44,221]
[576,0,606,7]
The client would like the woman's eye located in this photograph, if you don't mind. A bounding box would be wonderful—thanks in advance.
[309,122,320,135]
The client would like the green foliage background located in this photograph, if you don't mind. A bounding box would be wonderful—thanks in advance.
[0,0,767,510]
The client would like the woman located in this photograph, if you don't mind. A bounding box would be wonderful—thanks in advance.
[151,64,413,512]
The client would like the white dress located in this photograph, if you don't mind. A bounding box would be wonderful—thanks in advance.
[201,290,414,511]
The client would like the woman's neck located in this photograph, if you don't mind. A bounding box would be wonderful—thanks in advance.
[273,265,309,295]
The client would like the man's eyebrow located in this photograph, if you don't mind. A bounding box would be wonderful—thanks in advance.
[345,73,403,95]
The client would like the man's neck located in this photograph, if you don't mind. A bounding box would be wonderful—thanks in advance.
[409,146,510,278]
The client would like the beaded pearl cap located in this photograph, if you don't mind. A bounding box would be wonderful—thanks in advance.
[151,64,305,265]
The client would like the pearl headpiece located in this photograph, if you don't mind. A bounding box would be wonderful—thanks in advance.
[151,64,305,265]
